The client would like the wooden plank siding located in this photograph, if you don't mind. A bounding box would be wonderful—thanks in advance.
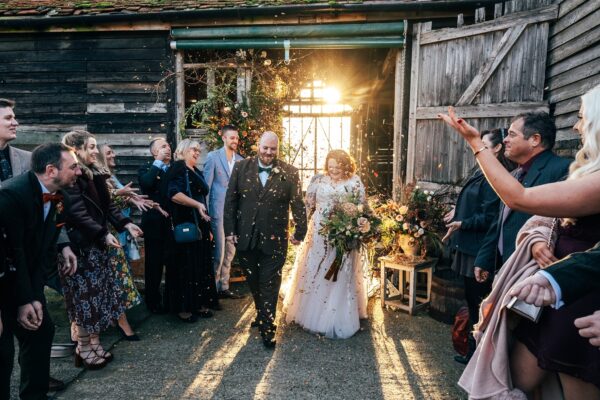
[546,0,600,153]
[0,31,175,185]
[406,1,554,185]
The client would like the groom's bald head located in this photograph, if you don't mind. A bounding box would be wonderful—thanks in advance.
[258,131,279,166]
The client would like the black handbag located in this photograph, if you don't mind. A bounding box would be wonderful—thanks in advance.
[172,169,202,243]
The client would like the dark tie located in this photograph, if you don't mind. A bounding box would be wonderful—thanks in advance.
[43,193,64,203]
[258,166,272,174]
[0,151,12,181]
[498,167,524,255]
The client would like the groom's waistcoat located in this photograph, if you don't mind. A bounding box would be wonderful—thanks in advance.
[223,157,307,255]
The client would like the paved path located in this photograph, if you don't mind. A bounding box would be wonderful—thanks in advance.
[46,295,466,399]
[11,285,467,400]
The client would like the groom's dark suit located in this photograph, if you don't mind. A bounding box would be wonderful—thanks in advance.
[0,171,68,400]
[224,157,307,341]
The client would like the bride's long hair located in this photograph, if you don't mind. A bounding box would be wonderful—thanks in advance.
[324,149,356,177]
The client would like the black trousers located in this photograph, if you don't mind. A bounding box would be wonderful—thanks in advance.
[463,276,493,326]
[237,248,286,338]
[0,305,54,400]
[143,217,172,311]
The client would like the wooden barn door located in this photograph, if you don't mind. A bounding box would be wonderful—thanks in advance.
[405,3,558,186]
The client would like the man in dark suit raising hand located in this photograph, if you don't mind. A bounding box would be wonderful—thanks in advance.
[224,131,307,349]
[0,143,80,400]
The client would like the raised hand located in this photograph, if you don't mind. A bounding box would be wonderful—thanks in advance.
[575,311,600,348]
[474,267,490,283]
[437,106,482,145]
[443,207,455,224]
[60,246,78,276]
[17,303,41,330]
[442,220,462,242]
[531,242,558,269]
[197,203,211,222]
[125,223,143,238]
[105,232,121,248]
[115,182,139,198]
[509,273,556,307]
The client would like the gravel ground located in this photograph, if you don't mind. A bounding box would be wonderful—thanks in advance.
[9,276,468,400]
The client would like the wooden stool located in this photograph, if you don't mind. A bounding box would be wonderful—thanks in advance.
[379,256,437,315]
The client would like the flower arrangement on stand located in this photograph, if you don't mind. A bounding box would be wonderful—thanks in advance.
[372,185,447,260]
[318,193,381,282]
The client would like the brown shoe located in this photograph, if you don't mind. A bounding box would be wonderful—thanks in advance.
[48,376,65,392]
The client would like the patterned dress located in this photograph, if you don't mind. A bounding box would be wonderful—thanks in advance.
[108,175,142,310]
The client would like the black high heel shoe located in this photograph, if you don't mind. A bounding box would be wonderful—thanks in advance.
[118,326,140,342]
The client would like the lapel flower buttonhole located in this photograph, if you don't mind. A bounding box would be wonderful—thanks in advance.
[272,167,280,175]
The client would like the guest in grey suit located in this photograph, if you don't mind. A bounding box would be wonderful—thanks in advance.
[0,99,31,186]
[204,125,244,298]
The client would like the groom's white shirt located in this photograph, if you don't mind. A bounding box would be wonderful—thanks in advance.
[258,160,271,187]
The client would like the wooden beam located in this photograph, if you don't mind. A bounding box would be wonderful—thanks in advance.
[475,7,486,23]
[392,48,404,201]
[494,3,503,19]
[547,43,600,78]
[87,103,167,113]
[456,24,527,105]
[551,0,599,36]
[175,51,185,143]
[367,48,398,95]
[87,83,165,94]
[548,25,600,65]
[406,23,423,185]
[415,102,549,119]
[420,4,557,44]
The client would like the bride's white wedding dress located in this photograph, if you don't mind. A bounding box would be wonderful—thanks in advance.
[283,174,368,339]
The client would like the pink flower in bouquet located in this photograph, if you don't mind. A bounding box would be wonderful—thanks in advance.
[357,217,371,233]
[341,202,359,216]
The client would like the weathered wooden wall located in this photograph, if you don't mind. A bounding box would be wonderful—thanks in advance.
[0,31,174,184]
[405,0,555,186]
[546,0,600,156]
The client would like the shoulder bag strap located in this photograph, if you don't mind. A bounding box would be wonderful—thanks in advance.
[185,168,200,228]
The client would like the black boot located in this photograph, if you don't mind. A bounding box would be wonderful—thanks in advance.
[454,334,476,364]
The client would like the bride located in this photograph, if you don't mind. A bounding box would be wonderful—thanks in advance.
[283,149,368,339]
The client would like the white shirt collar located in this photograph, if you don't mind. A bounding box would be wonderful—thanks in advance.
[37,177,51,195]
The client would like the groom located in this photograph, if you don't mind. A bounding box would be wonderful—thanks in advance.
[224,131,307,348]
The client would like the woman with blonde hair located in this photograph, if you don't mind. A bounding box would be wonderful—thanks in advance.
[165,139,220,322]
[284,149,368,339]
[60,130,143,369]
[439,84,600,399]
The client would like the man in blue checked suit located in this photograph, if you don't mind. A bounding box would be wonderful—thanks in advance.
[204,125,244,299]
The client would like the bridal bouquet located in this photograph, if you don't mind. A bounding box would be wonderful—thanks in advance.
[319,193,380,281]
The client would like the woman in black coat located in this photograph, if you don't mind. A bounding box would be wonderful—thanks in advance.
[166,139,220,322]
[444,128,515,363]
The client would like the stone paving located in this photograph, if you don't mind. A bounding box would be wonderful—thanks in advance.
[10,284,468,400]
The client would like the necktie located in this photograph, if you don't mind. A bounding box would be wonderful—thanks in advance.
[0,151,12,181]
[43,193,64,203]
[498,167,524,255]
[258,166,272,174]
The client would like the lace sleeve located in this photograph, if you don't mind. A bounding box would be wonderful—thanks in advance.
[305,174,322,217]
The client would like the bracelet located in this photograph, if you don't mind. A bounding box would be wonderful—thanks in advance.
[473,145,488,157]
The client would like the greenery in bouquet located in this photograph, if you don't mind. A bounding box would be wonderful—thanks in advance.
[372,185,447,257]
[318,193,381,281]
